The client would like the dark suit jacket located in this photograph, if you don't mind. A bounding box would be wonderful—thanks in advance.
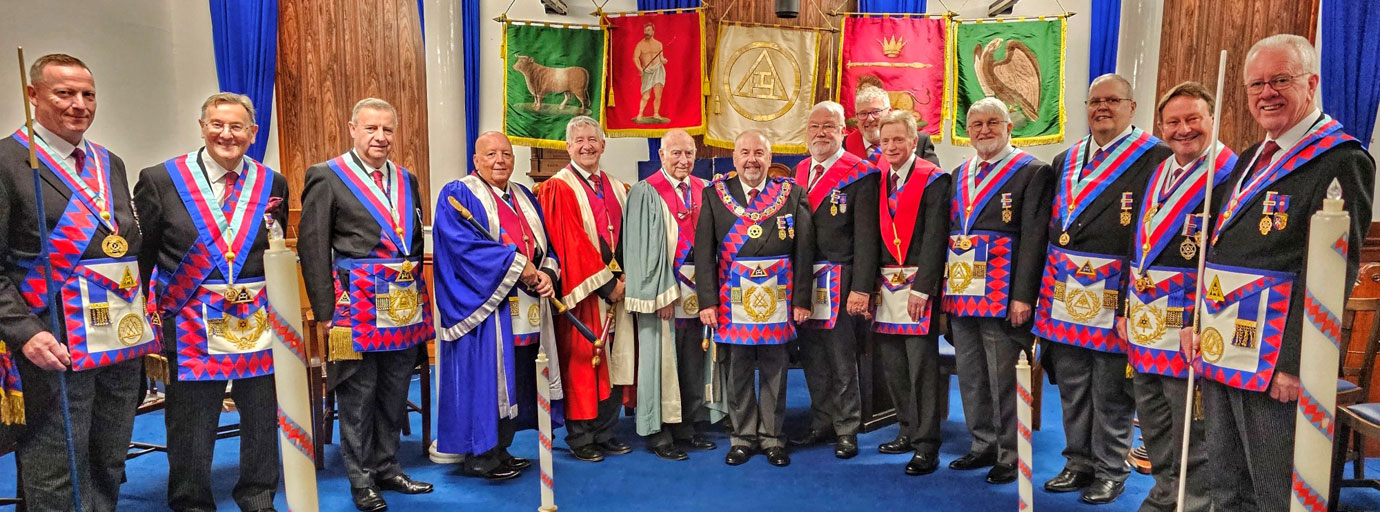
[298,155,427,323]
[845,128,940,167]
[949,156,1055,306]
[0,136,141,349]
[802,155,881,297]
[133,150,290,344]
[881,160,952,299]
[694,176,815,311]
[1048,136,1172,258]
[1206,139,1374,377]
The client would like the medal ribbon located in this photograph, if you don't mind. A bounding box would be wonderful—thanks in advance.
[168,151,272,282]
[1135,145,1236,272]
[1056,129,1158,231]
[1213,116,1345,244]
[955,151,1032,235]
[330,152,415,256]
[13,129,117,233]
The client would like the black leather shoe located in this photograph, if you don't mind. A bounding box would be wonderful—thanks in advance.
[651,444,689,461]
[377,474,433,494]
[788,429,831,447]
[765,446,790,467]
[503,456,532,471]
[597,438,633,455]
[986,463,1017,484]
[681,434,717,451]
[877,435,912,454]
[1044,468,1094,493]
[468,466,521,481]
[949,451,998,470]
[1080,479,1125,504]
[571,445,605,462]
[351,486,387,512]
[834,435,858,459]
[725,445,753,465]
[905,452,938,475]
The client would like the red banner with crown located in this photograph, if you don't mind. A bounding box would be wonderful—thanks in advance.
[837,15,948,139]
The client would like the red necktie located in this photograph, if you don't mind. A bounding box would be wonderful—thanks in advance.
[1162,166,1185,199]
[222,171,239,207]
[747,189,759,205]
[677,182,690,210]
[887,172,900,215]
[977,161,993,181]
[1248,141,1282,182]
[1080,148,1107,180]
[809,164,824,190]
[371,170,387,196]
[590,173,604,198]
[73,148,96,190]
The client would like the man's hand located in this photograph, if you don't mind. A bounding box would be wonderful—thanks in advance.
[608,278,627,303]
[1270,372,1301,403]
[21,331,70,371]
[520,262,538,287]
[1180,329,1199,362]
[1115,317,1128,342]
[1008,300,1032,327]
[657,304,674,320]
[533,271,555,298]
[846,291,870,317]
[793,306,812,324]
[699,307,718,328]
[907,295,929,322]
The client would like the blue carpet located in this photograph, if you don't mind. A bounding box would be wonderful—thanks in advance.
[3,370,1379,511]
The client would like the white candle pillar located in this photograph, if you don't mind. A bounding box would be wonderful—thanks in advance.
[1017,351,1034,511]
[263,223,320,512]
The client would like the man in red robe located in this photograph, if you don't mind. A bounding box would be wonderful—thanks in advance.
[537,115,635,463]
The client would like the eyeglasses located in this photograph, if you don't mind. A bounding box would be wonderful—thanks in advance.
[808,123,842,132]
[1245,73,1311,95]
[1085,97,1131,109]
[857,109,887,119]
[967,119,1007,131]
[205,121,250,135]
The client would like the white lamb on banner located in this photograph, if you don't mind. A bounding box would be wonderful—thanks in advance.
[512,54,591,114]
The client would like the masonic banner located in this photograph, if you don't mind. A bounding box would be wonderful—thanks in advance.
[706,22,821,154]
[601,10,707,137]
[950,17,1066,146]
[503,21,607,149]
[838,15,948,140]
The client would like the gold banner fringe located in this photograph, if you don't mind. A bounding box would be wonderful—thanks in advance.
[330,327,363,361]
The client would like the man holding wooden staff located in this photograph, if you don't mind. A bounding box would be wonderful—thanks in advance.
[1187,34,1373,512]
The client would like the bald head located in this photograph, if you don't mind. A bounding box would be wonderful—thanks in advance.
[659,129,696,180]
[473,131,516,188]
[1087,73,1137,145]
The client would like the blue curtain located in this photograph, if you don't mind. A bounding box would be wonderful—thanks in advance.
[1088,0,1120,83]
[209,0,278,162]
[857,0,926,12]
[462,1,480,170]
[1322,0,1380,145]
[638,0,702,159]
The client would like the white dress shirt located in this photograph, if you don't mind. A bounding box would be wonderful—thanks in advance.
[1262,109,1323,168]
[32,121,83,171]
[200,148,246,203]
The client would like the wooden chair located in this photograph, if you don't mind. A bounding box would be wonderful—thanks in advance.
[1339,298,1380,406]
[1331,298,1380,506]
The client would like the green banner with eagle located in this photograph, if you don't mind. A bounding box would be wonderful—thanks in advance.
[950,18,1066,146]
[502,21,607,149]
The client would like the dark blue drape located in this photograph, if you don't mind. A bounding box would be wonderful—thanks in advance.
[1322,0,1380,145]
[1088,0,1120,83]
[209,0,278,162]
[857,0,926,12]
[638,0,702,160]
[463,1,480,170]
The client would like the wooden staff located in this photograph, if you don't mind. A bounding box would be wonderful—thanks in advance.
[1176,49,1227,510]
[18,46,84,512]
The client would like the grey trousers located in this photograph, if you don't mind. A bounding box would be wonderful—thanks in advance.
[1133,371,1209,512]
[334,345,420,489]
[951,316,1029,465]
[166,372,279,511]
[565,385,623,449]
[874,332,943,454]
[725,343,788,449]
[1045,341,1136,481]
[1202,379,1295,512]
[645,326,709,448]
[799,309,862,436]
[14,356,141,512]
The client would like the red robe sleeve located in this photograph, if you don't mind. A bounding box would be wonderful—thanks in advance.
[538,178,614,306]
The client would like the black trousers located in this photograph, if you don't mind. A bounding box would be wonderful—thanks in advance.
[334,345,420,489]
[14,356,141,512]
[1045,341,1136,481]
[799,301,862,437]
[464,417,516,475]
[165,372,279,512]
[1133,372,1209,512]
[725,343,788,449]
[565,385,623,449]
[874,333,942,455]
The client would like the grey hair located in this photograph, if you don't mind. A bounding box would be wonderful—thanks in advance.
[854,85,891,111]
[878,110,917,137]
[565,115,604,143]
[734,129,771,149]
[810,101,846,123]
[351,98,397,123]
[1089,73,1133,97]
[968,97,1011,123]
[200,92,257,125]
[1246,33,1318,75]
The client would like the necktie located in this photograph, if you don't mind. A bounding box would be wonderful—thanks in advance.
[977,161,993,182]
[809,164,824,189]
[222,171,239,206]
[590,173,604,198]
[887,172,900,215]
[1162,166,1185,198]
[747,189,759,205]
[677,182,690,210]
[73,148,96,190]
[1247,141,1282,182]
[502,192,512,208]
[1080,148,1107,181]
[371,170,387,196]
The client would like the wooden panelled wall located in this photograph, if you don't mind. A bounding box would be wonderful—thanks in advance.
[277,0,431,222]
[531,0,859,170]
[1154,0,1318,152]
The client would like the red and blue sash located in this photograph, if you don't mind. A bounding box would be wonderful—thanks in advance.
[327,152,418,256]
[794,151,878,211]
[952,151,1034,235]
[1055,129,1160,232]
[490,185,542,346]
[1213,116,1354,244]
[164,151,274,283]
[714,177,795,344]
[1134,147,1236,271]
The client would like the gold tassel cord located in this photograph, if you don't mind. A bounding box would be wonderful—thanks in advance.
[0,391,23,426]
[144,354,170,384]
[329,327,363,361]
